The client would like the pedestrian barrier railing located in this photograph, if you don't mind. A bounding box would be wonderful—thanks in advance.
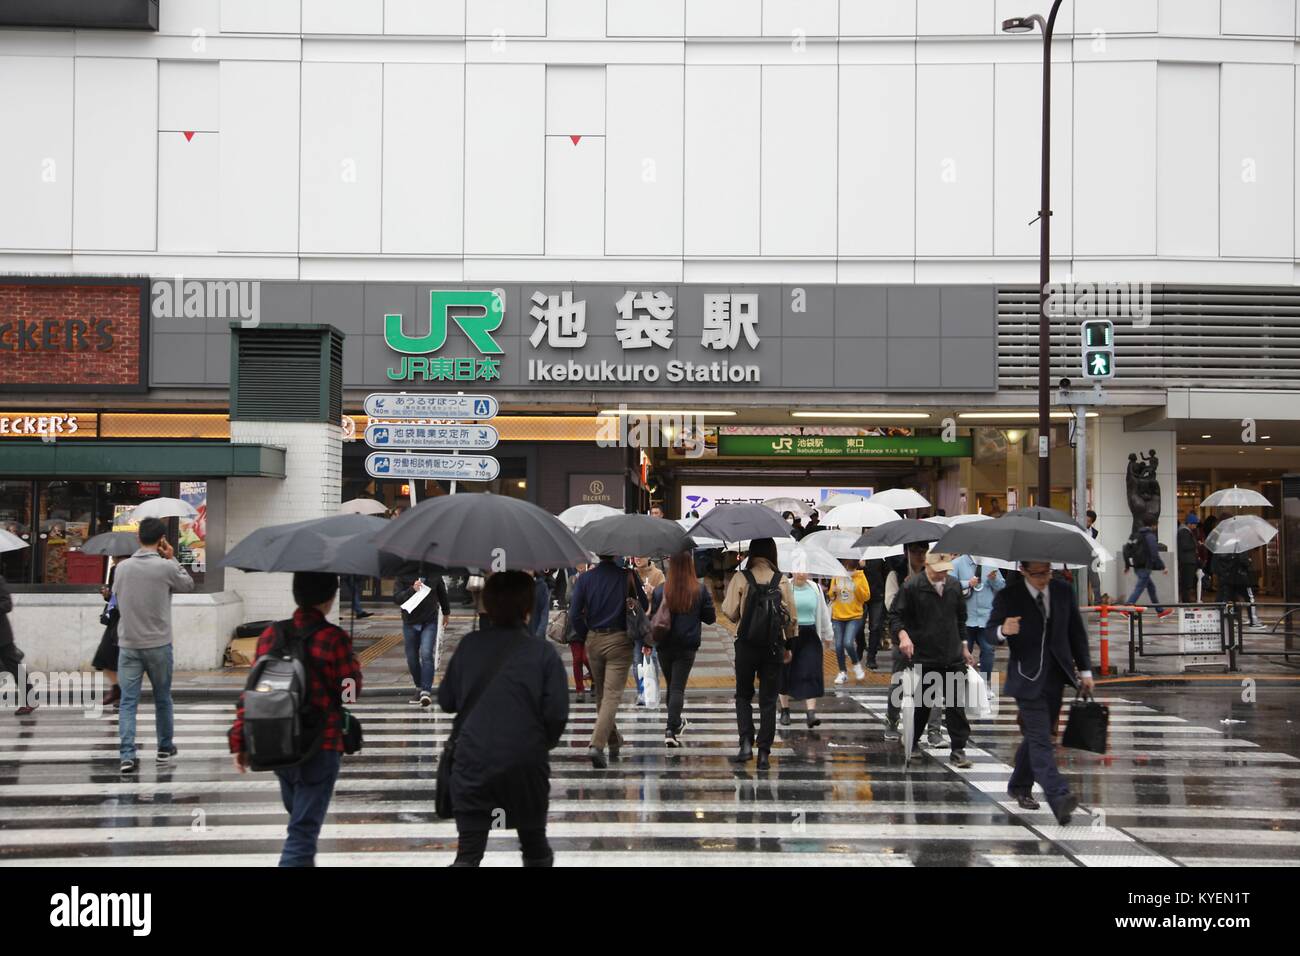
[1084,603,1232,674]
[1230,603,1300,668]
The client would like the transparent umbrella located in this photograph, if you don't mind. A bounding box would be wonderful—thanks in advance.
[869,488,931,511]
[761,496,812,517]
[557,503,623,530]
[819,501,902,529]
[1206,515,1277,554]
[338,498,388,516]
[0,528,29,553]
[1200,486,1271,509]
[127,497,198,522]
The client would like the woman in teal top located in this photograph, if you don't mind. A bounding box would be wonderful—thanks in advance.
[780,571,833,728]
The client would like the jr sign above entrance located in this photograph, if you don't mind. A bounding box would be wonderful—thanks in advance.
[384,291,505,383]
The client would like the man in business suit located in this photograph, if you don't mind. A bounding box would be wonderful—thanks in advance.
[986,560,1095,824]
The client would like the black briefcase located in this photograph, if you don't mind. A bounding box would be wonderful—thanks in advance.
[1062,696,1109,754]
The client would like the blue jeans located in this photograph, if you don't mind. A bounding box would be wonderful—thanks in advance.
[966,625,995,680]
[403,618,439,693]
[832,618,862,671]
[1126,570,1165,614]
[275,748,343,867]
[117,645,174,761]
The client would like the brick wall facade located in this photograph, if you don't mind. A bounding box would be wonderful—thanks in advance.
[0,282,143,389]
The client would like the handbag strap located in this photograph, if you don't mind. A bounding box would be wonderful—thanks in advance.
[453,630,528,732]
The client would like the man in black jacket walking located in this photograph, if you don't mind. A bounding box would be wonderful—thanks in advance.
[394,561,451,708]
[889,553,974,768]
[0,574,35,715]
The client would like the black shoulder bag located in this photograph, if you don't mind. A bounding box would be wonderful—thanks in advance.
[435,632,528,819]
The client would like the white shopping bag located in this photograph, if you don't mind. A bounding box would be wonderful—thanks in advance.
[639,653,660,708]
[966,667,992,718]
[898,664,920,765]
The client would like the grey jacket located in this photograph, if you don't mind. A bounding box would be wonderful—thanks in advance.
[112,548,195,649]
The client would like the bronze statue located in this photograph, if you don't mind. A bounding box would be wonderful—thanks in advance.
[1125,449,1160,533]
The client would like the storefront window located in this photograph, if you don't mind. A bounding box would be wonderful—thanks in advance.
[0,480,33,582]
[37,480,95,584]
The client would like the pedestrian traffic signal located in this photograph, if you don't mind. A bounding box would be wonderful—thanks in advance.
[1081,320,1115,379]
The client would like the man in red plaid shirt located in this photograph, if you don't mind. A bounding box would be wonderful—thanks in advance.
[229,572,363,866]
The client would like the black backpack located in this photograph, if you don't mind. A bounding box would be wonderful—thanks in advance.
[1123,534,1148,571]
[737,569,789,650]
[240,618,331,771]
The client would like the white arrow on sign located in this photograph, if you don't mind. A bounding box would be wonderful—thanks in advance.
[364,423,499,451]
[363,393,498,420]
[365,452,500,483]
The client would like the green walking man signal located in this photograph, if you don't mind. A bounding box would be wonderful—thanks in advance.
[1081,319,1115,379]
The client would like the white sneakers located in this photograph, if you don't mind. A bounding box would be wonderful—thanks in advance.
[834,671,848,685]
[853,663,866,681]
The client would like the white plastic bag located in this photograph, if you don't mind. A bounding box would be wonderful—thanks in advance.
[639,653,660,708]
[966,667,992,718]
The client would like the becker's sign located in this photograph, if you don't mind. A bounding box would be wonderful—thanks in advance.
[0,278,149,393]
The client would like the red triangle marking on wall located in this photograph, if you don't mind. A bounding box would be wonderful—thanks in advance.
[183,131,195,142]
[570,135,581,145]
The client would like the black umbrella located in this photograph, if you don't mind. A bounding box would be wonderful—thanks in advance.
[81,531,140,557]
[221,514,391,575]
[1010,505,1080,527]
[373,493,589,570]
[687,503,792,543]
[933,515,1094,565]
[578,514,694,559]
[853,519,947,548]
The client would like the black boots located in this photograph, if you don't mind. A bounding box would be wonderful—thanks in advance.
[806,711,821,728]
[779,707,791,726]
[756,749,771,770]
[731,737,753,762]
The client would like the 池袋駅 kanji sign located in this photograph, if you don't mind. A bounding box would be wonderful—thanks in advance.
[718,434,973,458]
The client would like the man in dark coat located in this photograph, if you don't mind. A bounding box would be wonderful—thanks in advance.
[889,552,974,767]
[0,574,36,715]
[987,560,1094,824]
[438,571,569,867]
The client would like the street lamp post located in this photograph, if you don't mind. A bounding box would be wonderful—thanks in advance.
[1003,1,1064,507]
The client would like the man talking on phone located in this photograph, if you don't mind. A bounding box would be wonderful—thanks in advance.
[112,517,195,774]
[986,560,1094,824]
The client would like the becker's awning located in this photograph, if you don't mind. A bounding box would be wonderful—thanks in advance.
[0,442,286,479]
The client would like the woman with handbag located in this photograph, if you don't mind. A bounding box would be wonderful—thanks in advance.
[92,559,123,708]
[437,571,569,866]
[649,549,716,747]
[779,570,831,729]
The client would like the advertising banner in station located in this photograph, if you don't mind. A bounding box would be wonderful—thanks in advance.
[681,485,875,518]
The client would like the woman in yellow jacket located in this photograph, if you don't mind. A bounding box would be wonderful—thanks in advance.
[827,559,870,684]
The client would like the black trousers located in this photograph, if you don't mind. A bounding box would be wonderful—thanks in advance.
[1178,563,1197,603]
[1008,670,1071,811]
[734,640,782,750]
[911,663,970,752]
[865,599,885,662]
[452,815,553,867]
[0,642,27,693]
[657,645,696,734]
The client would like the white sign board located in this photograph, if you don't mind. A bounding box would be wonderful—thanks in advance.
[680,484,874,518]
[365,423,498,451]
[1178,606,1222,670]
[365,452,500,482]
[363,393,498,420]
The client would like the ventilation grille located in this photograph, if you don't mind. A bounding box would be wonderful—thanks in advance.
[232,327,343,423]
[998,285,1300,390]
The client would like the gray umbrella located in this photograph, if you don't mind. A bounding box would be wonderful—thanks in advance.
[853,519,948,548]
[81,531,140,557]
[221,514,392,575]
[1009,505,1080,527]
[373,493,589,570]
[933,515,1094,565]
[578,514,694,559]
[687,503,792,543]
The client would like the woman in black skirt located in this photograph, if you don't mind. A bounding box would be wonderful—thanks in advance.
[92,560,122,708]
[780,570,832,728]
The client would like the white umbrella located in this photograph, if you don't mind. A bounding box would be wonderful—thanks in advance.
[0,528,29,553]
[1200,486,1271,509]
[799,529,866,559]
[773,540,850,578]
[932,513,993,528]
[862,544,905,561]
[869,488,931,511]
[1206,515,1277,554]
[820,492,867,509]
[761,496,812,518]
[338,498,388,516]
[127,497,197,522]
[1046,520,1113,567]
[819,501,902,529]
[557,503,623,530]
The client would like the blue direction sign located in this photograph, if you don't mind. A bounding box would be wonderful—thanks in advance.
[365,452,500,482]
[363,393,498,420]
[364,422,499,451]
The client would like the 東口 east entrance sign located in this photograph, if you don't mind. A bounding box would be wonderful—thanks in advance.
[717,434,973,458]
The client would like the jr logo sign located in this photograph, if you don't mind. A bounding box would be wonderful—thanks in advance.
[384,291,505,382]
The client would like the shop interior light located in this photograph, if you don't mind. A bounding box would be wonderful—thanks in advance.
[958,411,1099,420]
[597,409,737,417]
[1201,434,1213,439]
[517,480,526,488]
[1004,428,1029,444]
[1260,435,1271,440]
[789,411,931,419]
